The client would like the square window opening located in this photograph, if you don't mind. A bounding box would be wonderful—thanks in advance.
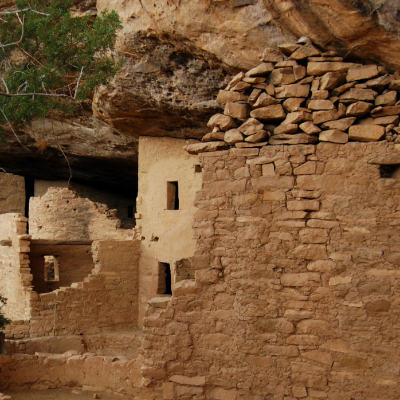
[157,262,172,295]
[44,255,59,282]
[167,181,179,210]
[195,165,202,173]
[380,164,400,178]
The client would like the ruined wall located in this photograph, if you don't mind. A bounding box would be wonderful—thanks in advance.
[29,244,93,294]
[0,214,31,321]
[0,351,141,396]
[0,174,25,215]
[5,240,140,339]
[29,188,133,240]
[34,180,136,229]
[137,137,203,321]
[141,142,400,400]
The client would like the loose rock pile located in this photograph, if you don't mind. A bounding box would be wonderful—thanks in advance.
[185,37,400,154]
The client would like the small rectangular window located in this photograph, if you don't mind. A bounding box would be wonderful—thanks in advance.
[167,181,179,210]
[380,165,400,178]
[195,165,202,173]
[157,262,172,295]
[44,256,59,282]
[127,205,134,218]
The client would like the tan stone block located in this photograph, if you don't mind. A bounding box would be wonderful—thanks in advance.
[319,129,348,144]
[345,101,373,117]
[202,179,246,197]
[242,76,266,84]
[373,115,399,126]
[269,68,296,86]
[308,100,335,110]
[224,129,244,145]
[299,121,321,134]
[173,280,199,297]
[211,387,237,400]
[195,269,219,284]
[346,65,379,82]
[274,124,298,135]
[284,111,312,124]
[294,161,317,175]
[259,46,285,62]
[268,133,318,145]
[292,244,327,260]
[299,228,328,244]
[225,72,245,90]
[252,92,278,108]
[244,355,272,368]
[312,109,339,124]
[230,148,259,156]
[311,90,329,100]
[290,44,320,60]
[245,130,268,143]
[238,118,264,136]
[321,117,356,130]
[163,382,175,399]
[224,103,249,119]
[307,62,360,76]
[375,91,397,106]
[283,98,305,112]
[292,386,307,398]
[262,164,275,176]
[328,276,351,285]
[203,131,225,142]
[339,88,376,103]
[348,125,385,141]
[287,335,320,345]
[275,84,310,98]
[250,104,286,121]
[284,310,315,320]
[231,81,251,92]
[296,319,331,336]
[302,350,333,367]
[366,299,391,313]
[265,345,298,357]
[248,89,262,105]
[281,272,321,287]
[216,90,248,104]
[251,176,294,190]
[263,191,286,201]
[287,200,319,211]
[207,113,236,130]
[371,105,400,117]
[245,62,275,77]
[319,71,346,90]
[169,375,205,386]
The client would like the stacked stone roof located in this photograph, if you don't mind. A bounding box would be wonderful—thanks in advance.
[185,38,400,154]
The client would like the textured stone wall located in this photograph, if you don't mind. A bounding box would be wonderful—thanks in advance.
[141,142,400,400]
[0,174,25,215]
[5,240,140,339]
[29,188,133,241]
[0,214,32,321]
[0,351,141,396]
[136,137,203,322]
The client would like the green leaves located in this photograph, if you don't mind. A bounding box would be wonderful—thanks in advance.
[0,0,123,131]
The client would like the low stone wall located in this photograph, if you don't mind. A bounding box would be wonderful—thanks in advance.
[0,352,141,396]
[141,141,400,400]
[29,188,133,241]
[0,214,32,321]
[5,240,140,339]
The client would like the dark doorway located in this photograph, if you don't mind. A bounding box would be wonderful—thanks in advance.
[167,182,179,210]
[158,262,172,295]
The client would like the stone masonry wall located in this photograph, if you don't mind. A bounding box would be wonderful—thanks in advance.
[0,351,141,396]
[29,188,133,241]
[141,142,400,400]
[0,214,32,321]
[5,240,140,339]
[0,173,25,215]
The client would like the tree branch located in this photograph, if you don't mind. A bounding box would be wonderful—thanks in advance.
[0,92,73,99]
[0,9,50,16]
[74,66,84,99]
[0,75,9,94]
[0,108,31,152]
[0,14,24,49]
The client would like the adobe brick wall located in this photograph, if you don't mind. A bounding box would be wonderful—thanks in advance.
[0,351,141,396]
[0,214,32,321]
[5,240,140,339]
[29,188,133,241]
[0,174,25,215]
[141,142,400,400]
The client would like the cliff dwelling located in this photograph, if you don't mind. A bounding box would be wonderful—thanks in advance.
[2,1,400,399]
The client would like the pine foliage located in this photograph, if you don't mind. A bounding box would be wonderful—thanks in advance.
[0,0,122,132]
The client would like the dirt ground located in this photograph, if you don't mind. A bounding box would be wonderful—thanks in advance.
[2,388,137,400]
